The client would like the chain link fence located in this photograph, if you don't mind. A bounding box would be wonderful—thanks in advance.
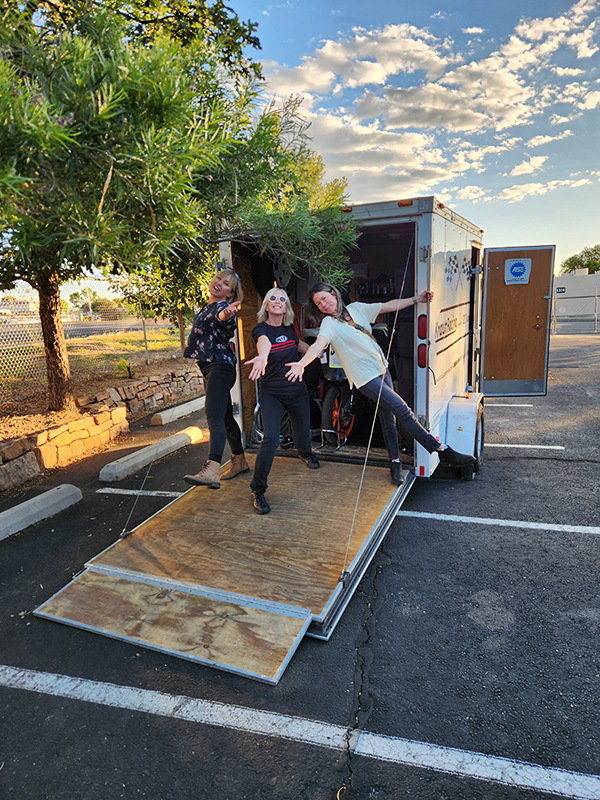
[0,279,180,409]
[552,292,600,334]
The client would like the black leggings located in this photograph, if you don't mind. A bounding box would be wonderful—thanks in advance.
[199,362,244,463]
[250,391,311,493]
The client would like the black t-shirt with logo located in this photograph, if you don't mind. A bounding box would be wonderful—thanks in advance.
[251,322,307,398]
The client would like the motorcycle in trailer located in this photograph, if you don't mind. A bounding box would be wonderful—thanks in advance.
[34,198,554,684]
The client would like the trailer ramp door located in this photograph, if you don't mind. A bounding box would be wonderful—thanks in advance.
[35,456,409,684]
[481,246,555,396]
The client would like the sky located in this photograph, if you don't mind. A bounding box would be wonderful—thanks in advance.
[233,0,600,270]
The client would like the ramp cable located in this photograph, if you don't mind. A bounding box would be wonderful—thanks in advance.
[340,234,414,576]
[118,407,178,539]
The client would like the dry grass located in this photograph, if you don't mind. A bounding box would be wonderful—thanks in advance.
[0,350,191,443]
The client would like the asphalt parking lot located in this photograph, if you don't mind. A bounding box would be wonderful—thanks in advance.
[1,333,599,800]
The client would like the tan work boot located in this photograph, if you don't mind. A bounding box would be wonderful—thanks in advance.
[220,453,250,481]
[183,460,221,489]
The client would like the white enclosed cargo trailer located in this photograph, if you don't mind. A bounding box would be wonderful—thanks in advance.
[302,196,555,479]
[34,197,555,683]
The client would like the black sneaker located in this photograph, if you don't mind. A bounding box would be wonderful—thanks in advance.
[299,452,320,469]
[390,461,405,485]
[438,446,475,466]
[252,491,271,514]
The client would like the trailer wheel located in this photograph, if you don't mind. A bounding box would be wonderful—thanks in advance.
[461,403,484,480]
[321,385,355,446]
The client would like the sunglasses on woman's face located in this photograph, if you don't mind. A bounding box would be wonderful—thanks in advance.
[269,295,287,302]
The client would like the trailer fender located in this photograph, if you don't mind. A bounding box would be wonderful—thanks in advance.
[443,393,484,464]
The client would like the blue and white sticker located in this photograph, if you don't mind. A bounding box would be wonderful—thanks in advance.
[505,258,531,285]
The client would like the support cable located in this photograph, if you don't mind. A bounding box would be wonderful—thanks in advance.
[339,235,414,578]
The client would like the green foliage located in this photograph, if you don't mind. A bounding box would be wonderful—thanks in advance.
[0,6,231,290]
[560,244,600,275]
[115,357,135,378]
[30,0,261,79]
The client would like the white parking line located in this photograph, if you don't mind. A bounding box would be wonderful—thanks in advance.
[96,488,183,498]
[486,443,566,450]
[1,665,599,799]
[397,511,600,536]
[485,403,534,407]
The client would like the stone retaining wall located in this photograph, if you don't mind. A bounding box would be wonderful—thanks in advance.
[0,406,129,492]
[0,367,204,492]
[74,366,204,417]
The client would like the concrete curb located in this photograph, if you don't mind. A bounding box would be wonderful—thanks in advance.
[99,426,204,482]
[150,396,206,426]
[0,484,83,541]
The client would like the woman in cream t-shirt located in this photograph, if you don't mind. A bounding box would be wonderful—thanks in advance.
[285,281,475,485]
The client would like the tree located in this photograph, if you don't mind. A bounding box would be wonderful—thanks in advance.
[560,245,600,275]
[217,100,360,288]
[20,0,261,79]
[69,290,100,315]
[0,5,230,409]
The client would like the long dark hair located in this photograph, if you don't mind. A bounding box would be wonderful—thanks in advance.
[306,282,348,326]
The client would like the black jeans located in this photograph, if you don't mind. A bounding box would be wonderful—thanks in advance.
[199,361,244,463]
[359,371,440,460]
[250,390,312,493]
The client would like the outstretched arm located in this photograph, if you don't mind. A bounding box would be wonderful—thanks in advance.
[378,290,433,314]
[217,300,241,322]
[245,335,271,380]
[285,334,329,382]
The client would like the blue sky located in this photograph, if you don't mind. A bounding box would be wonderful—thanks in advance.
[233,0,600,269]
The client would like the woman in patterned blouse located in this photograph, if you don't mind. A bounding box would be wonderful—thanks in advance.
[183,269,249,489]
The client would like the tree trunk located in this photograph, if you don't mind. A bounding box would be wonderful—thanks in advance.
[38,271,76,411]
[176,306,186,354]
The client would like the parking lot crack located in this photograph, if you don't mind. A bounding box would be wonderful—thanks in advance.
[336,546,392,797]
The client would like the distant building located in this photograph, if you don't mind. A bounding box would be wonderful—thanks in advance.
[554,271,600,318]
[0,299,33,315]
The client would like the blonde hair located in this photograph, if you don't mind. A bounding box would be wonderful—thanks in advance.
[257,286,294,326]
[214,269,243,303]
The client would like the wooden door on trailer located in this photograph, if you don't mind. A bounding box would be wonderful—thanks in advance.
[481,246,554,396]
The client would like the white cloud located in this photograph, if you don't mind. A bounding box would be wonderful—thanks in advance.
[551,66,585,75]
[526,130,574,146]
[259,0,600,202]
[492,177,592,202]
[264,23,457,97]
[510,155,548,176]
[578,90,600,108]
[455,185,488,200]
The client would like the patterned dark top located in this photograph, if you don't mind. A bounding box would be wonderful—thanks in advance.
[183,301,237,366]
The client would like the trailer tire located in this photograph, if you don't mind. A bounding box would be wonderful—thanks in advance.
[461,402,484,480]
[321,385,355,446]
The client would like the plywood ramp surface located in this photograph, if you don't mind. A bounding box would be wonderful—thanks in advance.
[36,571,309,684]
[90,456,395,616]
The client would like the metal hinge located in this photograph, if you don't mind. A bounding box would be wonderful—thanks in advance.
[419,245,430,262]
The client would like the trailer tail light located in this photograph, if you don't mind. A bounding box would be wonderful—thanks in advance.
[418,343,427,368]
[418,314,427,339]
[419,466,425,476]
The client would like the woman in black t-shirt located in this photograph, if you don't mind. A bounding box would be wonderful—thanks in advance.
[245,287,320,514]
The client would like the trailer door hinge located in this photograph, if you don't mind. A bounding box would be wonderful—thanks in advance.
[419,245,430,263]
